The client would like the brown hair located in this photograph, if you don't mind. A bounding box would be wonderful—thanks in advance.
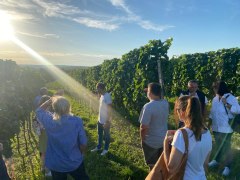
[185,97,205,141]
[174,95,190,126]
[148,83,161,97]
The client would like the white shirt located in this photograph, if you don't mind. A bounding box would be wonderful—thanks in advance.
[209,93,240,133]
[172,128,212,180]
[98,92,112,124]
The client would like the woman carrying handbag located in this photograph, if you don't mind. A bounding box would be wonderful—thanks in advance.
[146,96,212,180]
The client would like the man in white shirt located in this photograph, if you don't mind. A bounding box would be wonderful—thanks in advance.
[91,82,112,156]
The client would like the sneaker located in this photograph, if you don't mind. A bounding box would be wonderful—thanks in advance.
[222,166,230,176]
[208,160,218,167]
[100,150,108,156]
[91,147,101,152]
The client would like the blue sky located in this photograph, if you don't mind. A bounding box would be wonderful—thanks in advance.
[0,0,239,66]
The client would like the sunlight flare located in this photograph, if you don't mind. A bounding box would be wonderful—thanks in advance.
[0,11,15,41]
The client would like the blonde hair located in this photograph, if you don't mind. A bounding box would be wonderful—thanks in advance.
[52,96,71,120]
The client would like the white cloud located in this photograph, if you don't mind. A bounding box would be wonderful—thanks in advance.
[0,0,173,32]
[17,31,60,39]
[73,17,119,31]
[108,0,174,32]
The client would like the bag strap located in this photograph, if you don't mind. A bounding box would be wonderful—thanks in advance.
[180,128,189,154]
[223,94,230,115]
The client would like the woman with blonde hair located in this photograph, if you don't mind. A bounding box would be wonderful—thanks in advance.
[36,96,89,180]
[164,96,212,179]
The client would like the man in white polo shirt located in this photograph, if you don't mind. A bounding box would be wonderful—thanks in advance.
[91,82,112,156]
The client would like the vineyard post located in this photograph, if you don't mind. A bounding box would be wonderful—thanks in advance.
[157,56,165,99]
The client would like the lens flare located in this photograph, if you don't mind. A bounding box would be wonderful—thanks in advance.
[0,11,15,41]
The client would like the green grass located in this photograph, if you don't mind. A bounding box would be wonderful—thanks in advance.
[69,96,240,180]
[10,91,240,179]
[69,97,148,179]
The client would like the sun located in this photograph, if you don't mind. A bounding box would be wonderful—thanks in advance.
[0,11,15,41]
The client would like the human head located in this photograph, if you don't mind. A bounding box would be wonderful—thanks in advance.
[39,95,51,107]
[55,89,64,96]
[217,81,230,96]
[174,95,190,126]
[39,87,48,96]
[52,96,71,120]
[147,83,161,100]
[96,82,105,95]
[187,80,198,94]
[177,96,204,140]
[212,81,219,95]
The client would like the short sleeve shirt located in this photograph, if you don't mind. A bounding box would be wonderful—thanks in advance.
[172,128,212,180]
[98,92,112,124]
[139,99,169,149]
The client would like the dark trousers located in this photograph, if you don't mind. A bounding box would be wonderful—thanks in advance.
[51,162,89,180]
[0,154,11,180]
[213,131,233,167]
[97,122,110,150]
[142,142,163,169]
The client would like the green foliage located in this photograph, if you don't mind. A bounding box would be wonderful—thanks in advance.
[0,60,44,155]
[67,39,173,121]
[171,48,240,98]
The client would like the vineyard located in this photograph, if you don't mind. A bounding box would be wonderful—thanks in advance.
[1,38,240,179]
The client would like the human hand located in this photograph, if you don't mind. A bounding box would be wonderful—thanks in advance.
[103,121,110,129]
[164,130,176,144]
[222,97,227,104]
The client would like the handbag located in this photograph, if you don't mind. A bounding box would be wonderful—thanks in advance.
[145,128,189,180]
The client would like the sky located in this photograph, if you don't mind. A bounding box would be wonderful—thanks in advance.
[0,0,239,66]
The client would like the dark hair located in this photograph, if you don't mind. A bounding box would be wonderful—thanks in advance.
[217,81,230,96]
[96,82,105,90]
[188,80,198,84]
[148,83,161,97]
[40,87,48,96]
[185,97,204,141]
[39,95,51,106]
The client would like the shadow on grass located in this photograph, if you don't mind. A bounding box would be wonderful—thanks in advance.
[208,148,240,180]
[85,151,147,180]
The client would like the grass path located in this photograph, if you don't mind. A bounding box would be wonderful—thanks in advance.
[69,97,148,180]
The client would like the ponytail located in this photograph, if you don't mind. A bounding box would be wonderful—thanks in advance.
[185,97,204,141]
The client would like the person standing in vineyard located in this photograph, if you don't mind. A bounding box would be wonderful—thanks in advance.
[91,82,112,156]
[178,80,208,128]
[0,143,11,180]
[33,95,53,177]
[208,81,240,176]
[139,83,169,170]
[36,96,89,180]
[33,87,48,109]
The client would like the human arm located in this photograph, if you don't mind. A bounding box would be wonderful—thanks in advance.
[104,103,112,129]
[204,151,211,173]
[78,119,88,154]
[163,130,183,174]
[222,95,240,114]
[35,99,54,129]
[139,104,151,142]
[140,124,149,141]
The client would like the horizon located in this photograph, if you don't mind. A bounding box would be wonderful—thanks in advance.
[0,0,240,66]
